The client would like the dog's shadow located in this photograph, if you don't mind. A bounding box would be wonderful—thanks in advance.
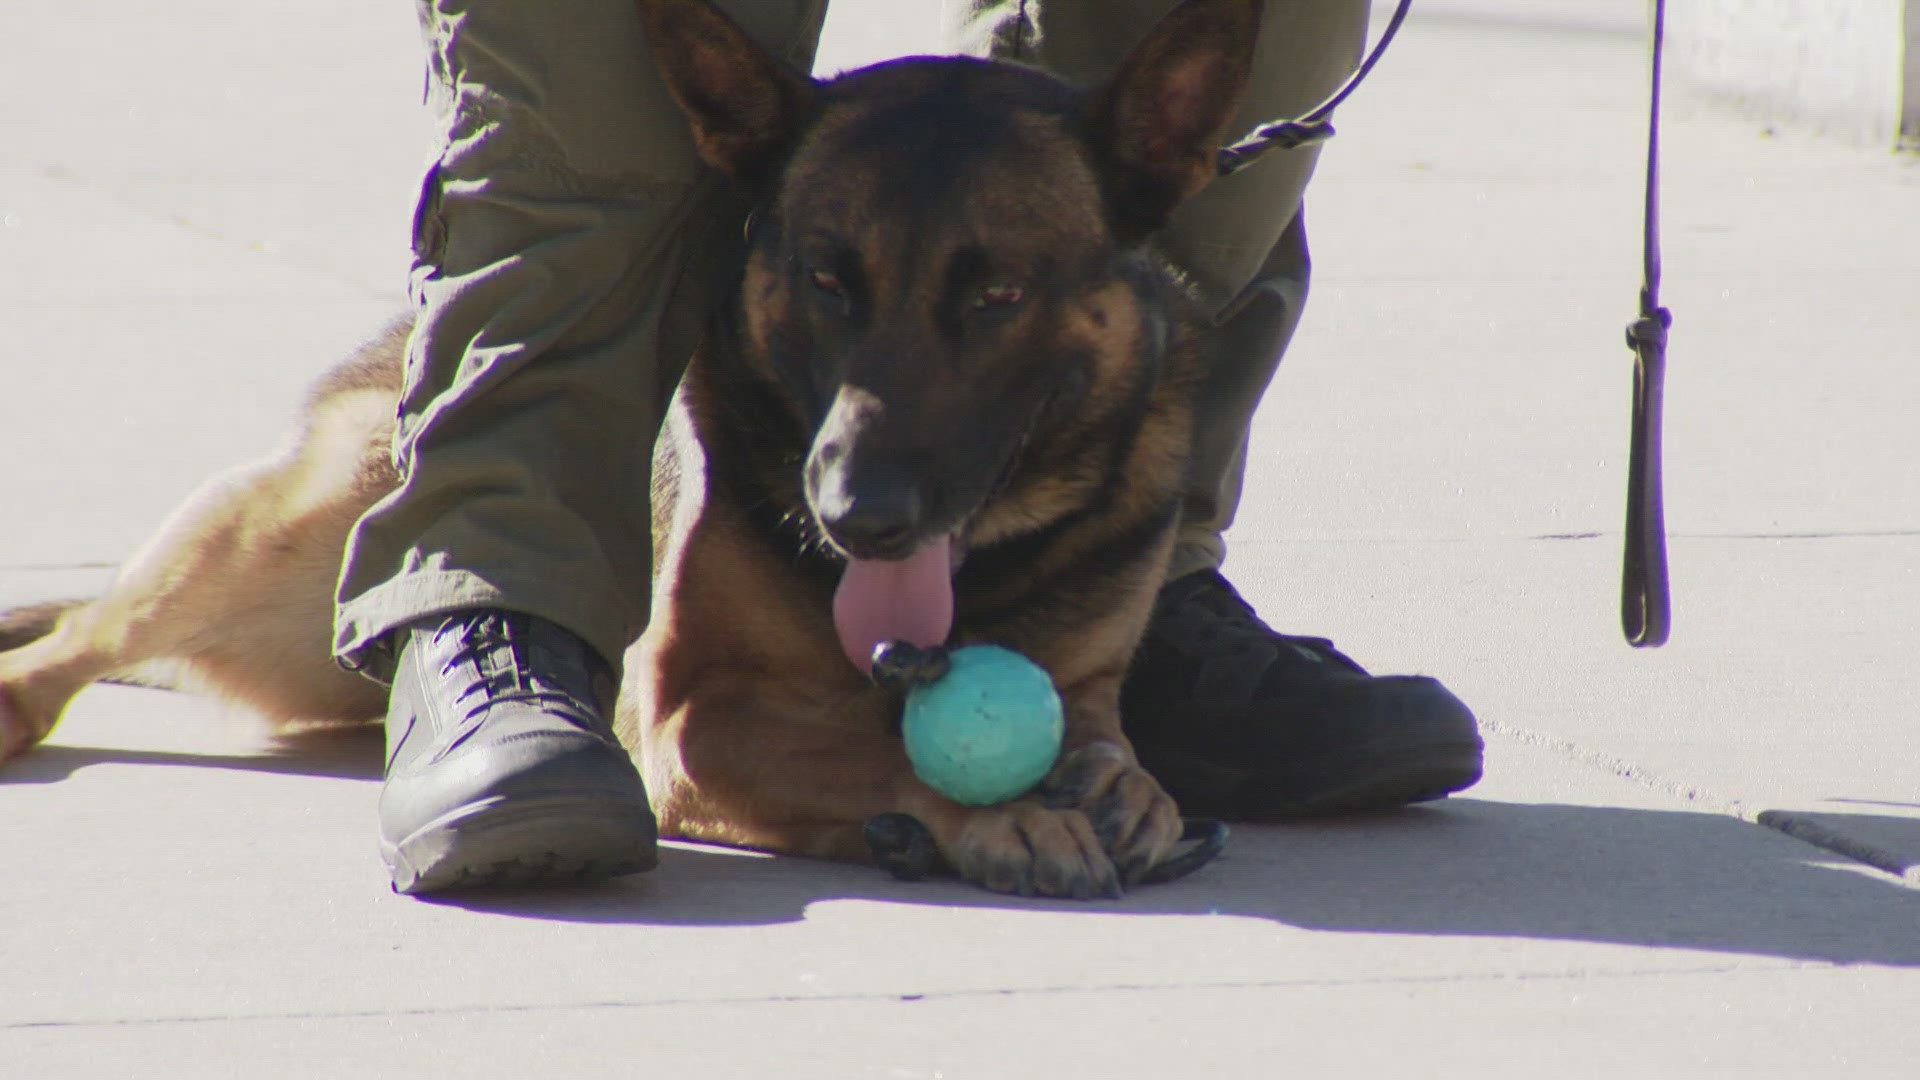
[16,733,1920,967]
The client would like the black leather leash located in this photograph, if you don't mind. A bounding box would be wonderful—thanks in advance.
[1220,0,1675,646]
[1216,0,1416,174]
[1622,0,1673,647]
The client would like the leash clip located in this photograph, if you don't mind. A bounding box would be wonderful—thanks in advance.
[1217,119,1337,175]
[1214,0,1413,176]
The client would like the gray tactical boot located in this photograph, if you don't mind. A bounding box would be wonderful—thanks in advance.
[378,609,657,894]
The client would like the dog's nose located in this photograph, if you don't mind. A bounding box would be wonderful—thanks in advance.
[808,386,932,558]
[814,470,924,559]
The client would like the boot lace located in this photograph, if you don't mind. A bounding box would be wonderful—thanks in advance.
[436,612,606,732]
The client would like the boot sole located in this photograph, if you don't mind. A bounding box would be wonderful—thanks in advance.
[382,794,659,895]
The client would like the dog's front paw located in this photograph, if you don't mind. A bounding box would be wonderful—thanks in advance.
[0,680,58,765]
[1039,741,1182,886]
[945,801,1122,900]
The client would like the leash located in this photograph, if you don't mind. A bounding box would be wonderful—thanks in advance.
[1622,0,1672,646]
[1219,0,1676,646]
[1218,0,1674,644]
[1216,0,1416,174]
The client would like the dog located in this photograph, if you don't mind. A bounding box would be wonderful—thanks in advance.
[0,0,1262,899]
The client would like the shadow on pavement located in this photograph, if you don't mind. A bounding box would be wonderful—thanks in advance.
[11,733,1916,966]
[438,798,1920,967]
[3,725,385,783]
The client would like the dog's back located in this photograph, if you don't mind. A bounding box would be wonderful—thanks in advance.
[0,322,405,758]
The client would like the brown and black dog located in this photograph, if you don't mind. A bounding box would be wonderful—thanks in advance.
[0,0,1262,898]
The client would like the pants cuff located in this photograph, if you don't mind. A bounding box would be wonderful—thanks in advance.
[1167,533,1226,583]
[333,568,636,683]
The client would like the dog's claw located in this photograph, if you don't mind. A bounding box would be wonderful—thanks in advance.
[1137,817,1229,885]
[865,812,942,881]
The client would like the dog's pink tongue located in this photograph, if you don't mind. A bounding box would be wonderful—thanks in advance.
[833,537,954,675]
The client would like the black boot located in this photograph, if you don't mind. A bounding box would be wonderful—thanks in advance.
[1122,570,1483,819]
[379,609,657,894]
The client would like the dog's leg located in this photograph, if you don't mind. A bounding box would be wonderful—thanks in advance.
[641,680,1138,899]
[0,396,392,763]
[999,552,1187,885]
[1037,671,1185,887]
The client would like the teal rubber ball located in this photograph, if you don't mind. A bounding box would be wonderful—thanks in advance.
[902,645,1064,806]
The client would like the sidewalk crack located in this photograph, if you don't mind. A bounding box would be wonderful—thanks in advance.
[1483,719,1920,892]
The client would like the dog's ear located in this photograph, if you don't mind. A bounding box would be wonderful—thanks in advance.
[638,0,817,191]
[1087,0,1261,241]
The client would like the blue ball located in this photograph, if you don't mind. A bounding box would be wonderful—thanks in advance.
[902,645,1064,806]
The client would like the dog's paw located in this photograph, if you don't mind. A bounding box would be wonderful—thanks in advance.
[1039,741,1183,886]
[0,682,54,764]
[946,801,1123,900]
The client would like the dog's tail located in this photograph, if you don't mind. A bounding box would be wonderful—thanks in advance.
[0,598,80,653]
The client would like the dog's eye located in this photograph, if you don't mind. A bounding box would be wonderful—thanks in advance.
[970,283,1026,311]
[809,268,846,298]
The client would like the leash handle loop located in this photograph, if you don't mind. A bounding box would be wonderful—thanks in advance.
[1622,0,1672,647]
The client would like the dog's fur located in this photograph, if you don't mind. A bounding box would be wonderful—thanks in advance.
[0,0,1262,898]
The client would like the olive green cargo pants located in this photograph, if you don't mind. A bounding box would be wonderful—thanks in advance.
[333,0,1370,670]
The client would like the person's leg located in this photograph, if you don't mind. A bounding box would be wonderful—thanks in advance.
[339,0,829,669]
[946,0,1482,816]
[340,0,829,893]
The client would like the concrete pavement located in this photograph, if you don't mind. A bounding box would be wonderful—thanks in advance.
[3,1,1916,1075]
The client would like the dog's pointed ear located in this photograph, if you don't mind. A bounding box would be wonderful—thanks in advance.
[1088,0,1262,241]
[638,0,817,191]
